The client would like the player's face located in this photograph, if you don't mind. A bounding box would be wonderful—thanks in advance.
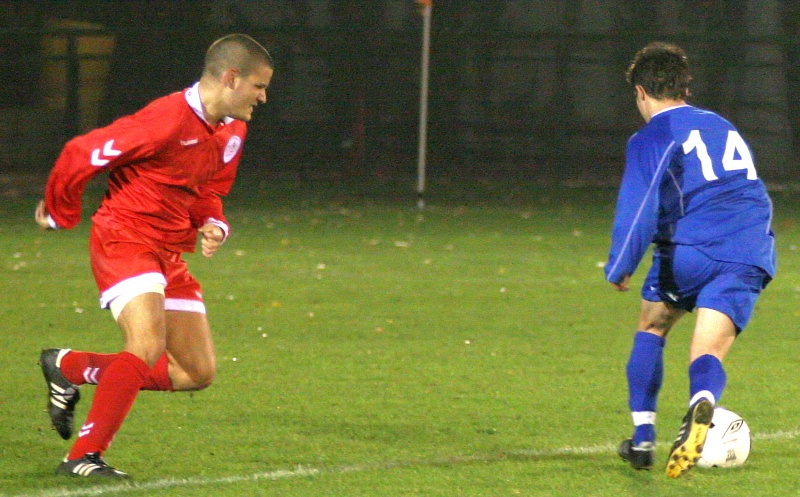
[228,64,273,121]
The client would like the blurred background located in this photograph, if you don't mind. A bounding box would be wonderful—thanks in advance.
[1,0,799,184]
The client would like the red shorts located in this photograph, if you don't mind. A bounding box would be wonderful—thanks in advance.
[89,224,205,312]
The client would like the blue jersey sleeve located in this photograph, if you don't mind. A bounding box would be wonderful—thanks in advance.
[605,135,675,284]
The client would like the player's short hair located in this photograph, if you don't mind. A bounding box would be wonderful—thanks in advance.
[203,33,273,79]
[626,42,691,100]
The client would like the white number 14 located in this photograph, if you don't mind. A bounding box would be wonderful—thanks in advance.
[682,130,757,181]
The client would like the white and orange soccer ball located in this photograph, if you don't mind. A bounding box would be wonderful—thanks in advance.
[697,407,751,468]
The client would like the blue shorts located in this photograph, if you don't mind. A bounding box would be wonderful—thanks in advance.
[641,244,770,333]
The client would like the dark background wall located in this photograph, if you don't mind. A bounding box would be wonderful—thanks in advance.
[1,0,799,183]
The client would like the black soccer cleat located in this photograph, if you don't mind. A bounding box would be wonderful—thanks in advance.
[39,348,81,440]
[56,452,130,479]
[665,398,714,478]
[618,438,655,470]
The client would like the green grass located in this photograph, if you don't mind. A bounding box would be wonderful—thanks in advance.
[1,174,799,496]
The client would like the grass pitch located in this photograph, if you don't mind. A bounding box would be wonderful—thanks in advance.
[1,173,798,496]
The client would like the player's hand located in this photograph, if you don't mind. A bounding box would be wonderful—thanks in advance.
[610,275,631,292]
[198,223,225,258]
[34,200,52,229]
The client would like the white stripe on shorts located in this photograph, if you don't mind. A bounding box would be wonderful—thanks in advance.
[100,272,167,309]
[165,298,206,314]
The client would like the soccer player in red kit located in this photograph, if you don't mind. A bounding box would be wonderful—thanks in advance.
[34,33,274,479]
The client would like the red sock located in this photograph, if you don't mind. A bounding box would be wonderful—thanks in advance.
[60,350,119,385]
[60,350,173,391]
[142,353,174,391]
[68,352,149,459]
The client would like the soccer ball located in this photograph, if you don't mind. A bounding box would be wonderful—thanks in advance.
[697,407,751,468]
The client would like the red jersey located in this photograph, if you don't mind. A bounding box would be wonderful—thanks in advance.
[44,84,247,253]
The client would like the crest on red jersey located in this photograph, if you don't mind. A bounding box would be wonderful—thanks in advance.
[223,136,242,163]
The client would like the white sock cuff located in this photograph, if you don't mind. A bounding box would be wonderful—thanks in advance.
[632,411,656,426]
[689,391,716,407]
[55,348,72,368]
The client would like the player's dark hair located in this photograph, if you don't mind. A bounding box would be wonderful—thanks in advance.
[626,42,691,100]
[203,33,273,78]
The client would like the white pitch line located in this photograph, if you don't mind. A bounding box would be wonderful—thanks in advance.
[2,467,321,497]
[6,428,800,497]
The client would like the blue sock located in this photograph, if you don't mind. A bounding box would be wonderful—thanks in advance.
[689,354,726,405]
[627,331,665,444]
[634,424,656,446]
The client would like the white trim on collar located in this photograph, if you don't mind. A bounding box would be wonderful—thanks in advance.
[184,82,234,125]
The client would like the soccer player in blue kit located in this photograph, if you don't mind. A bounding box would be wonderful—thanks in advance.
[605,42,776,478]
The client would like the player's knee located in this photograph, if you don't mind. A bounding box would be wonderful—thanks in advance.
[194,373,215,390]
[641,322,671,336]
[190,363,216,390]
[638,304,682,335]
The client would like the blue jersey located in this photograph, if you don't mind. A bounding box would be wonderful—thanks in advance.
[605,105,776,285]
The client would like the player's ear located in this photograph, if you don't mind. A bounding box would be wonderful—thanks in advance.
[221,68,240,90]
[634,85,647,101]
